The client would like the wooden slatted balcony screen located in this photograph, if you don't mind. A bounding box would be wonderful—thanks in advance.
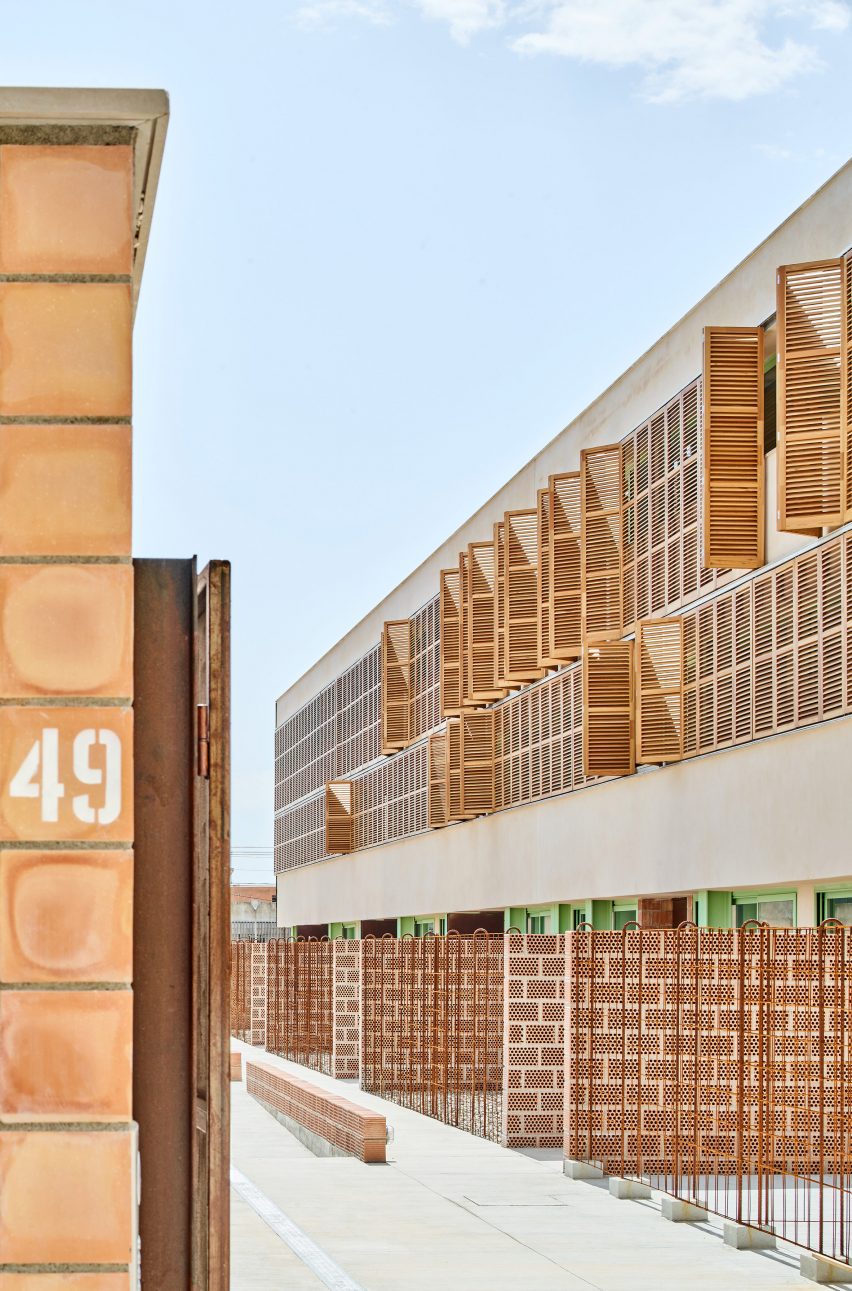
[381,619,412,755]
[440,568,463,718]
[505,509,546,684]
[549,471,582,662]
[581,445,623,642]
[703,326,764,570]
[583,640,634,778]
[446,717,464,820]
[537,487,558,669]
[468,540,503,702]
[459,549,474,707]
[777,259,846,531]
[460,710,495,817]
[635,619,683,764]
[494,520,508,691]
[324,780,355,854]
[427,731,448,829]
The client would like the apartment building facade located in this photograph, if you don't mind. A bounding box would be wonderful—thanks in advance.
[275,159,852,939]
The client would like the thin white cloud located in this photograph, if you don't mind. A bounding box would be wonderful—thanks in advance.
[293,0,851,101]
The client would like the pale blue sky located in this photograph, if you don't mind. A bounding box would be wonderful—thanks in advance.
[5,1,851,881]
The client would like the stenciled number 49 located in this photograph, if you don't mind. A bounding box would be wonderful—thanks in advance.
[9,728,121,825]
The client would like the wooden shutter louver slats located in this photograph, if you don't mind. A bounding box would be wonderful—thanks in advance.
[505,509,546,684]
[703,326,764,570]
[538,487,558,669]
[583,640,634,778]
[325,780,355,854]
[494,521,508,691]
[845,255,852,519]
[777,259,846,532]
[427,731,448,828]
[549,471,582,662]
[439,569,463,718]
[581,445,623,643]
[446,717,463,821]
[460,709,495,817]
[381,619,412,755]
[468,540,504,702]
[635,619,683,764]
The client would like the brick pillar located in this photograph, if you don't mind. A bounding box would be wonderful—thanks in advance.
[502,932,566,1149]
[332,939,361,1080]
[0,140,138,1279]
[250,942,267,1047]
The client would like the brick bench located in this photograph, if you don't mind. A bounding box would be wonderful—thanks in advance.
[245,1060,387,1163]
[230,1051,242,1082]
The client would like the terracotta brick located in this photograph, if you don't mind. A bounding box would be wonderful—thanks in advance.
[0,990,132,1121]
[0,1130,134,1264]
[0,706,133,843]
[0,144,132,275]
[0,1277,131,1290]
[0,849,132,983]
[0,564,132,698]
[0,283,131,416]
[0,424,131,557]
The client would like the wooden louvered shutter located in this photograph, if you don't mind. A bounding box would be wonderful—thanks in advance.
[460,709,495,817]
[381,619,411,755]
[777,259,845,531]
[446,717,463,821]
[459,549,473,707]
[428,731,448,828]
[845,256,852,519]
[439,568,463,718]
[581,445,623,642]
[494,521,507,690]
[537,487,558,668]
[468,540,503,702]
[325,780,354,854]
[504,510,546,684]
[549,471,582,662]
[635,619,683,764]
[703,326,765,569]
[583,640,634,778]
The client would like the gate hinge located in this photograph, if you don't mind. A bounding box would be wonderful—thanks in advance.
[197,704,210,778]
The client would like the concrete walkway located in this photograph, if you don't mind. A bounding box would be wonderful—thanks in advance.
[230,1039,849,1290]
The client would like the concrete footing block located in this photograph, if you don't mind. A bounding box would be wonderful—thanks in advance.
[661,1196,708,1224]
[722,1220,776,1250]
[800,1252,852,1283]
[563,1158,603,1181]
[609,1177,651,1200]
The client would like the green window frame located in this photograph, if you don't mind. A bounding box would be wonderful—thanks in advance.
[817,889,852,926]
[733,890,796,928]
[613,901,638,931]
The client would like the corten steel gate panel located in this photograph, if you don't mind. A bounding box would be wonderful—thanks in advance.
[230,940,252,1042]
[266,938,334,1074]
[361,932,504,1142]
[567,925,852,1266]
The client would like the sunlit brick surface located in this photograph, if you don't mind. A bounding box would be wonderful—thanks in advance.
[503,933,565,1150]
[246,1060,386,1162]
[230,941,267,1047]
[332,940,361,1080]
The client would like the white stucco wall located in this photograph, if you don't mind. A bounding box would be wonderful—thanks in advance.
[277,159,852,725]
[277,715,852,925]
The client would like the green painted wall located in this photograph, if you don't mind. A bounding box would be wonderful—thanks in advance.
[504,907,526,932]
[397,915,415,937]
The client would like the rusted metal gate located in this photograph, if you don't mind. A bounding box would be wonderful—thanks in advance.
[266,938,334,1073]
[568,924,852,1266]
[230,940,252,1042]
[361,931,504,1142]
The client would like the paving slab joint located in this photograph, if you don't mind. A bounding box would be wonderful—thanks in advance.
[723,1220,776,1250]
[799,1252,852,1283]
[564,1158,603,1181]
[609,1177,651,1201]
[661,1196,708,1224]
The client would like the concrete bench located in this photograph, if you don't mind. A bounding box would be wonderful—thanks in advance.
[245,1060,386,1163]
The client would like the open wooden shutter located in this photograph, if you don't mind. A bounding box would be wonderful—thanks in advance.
[538,487,558,668]
[777,259,845,531]
[427,731,448,828]
[446,717,463,821]
[845,255,852,520]
[468,540,503,702]
[460,709,495,817]
[583,640,634,777]
[504,509,546,684]
[635,619,683,764]
[703,326,765,569]
[549,471,582,662]
[581,445,623,643]
[381,619,411,754]
[325,780,355,853]
[459,549,473,707]
[439,568,463,718]
[494,521,508,691]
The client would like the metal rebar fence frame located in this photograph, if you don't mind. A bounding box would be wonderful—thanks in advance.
[266,937,334,1074]
[568,923,852,1265]
[230,939,252,1042]
[360,931,504,1142]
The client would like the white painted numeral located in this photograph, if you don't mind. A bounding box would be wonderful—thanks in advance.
[8,728,121,825]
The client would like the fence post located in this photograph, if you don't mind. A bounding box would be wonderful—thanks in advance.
[332,938,362,1080]
[502,931,567,1149]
